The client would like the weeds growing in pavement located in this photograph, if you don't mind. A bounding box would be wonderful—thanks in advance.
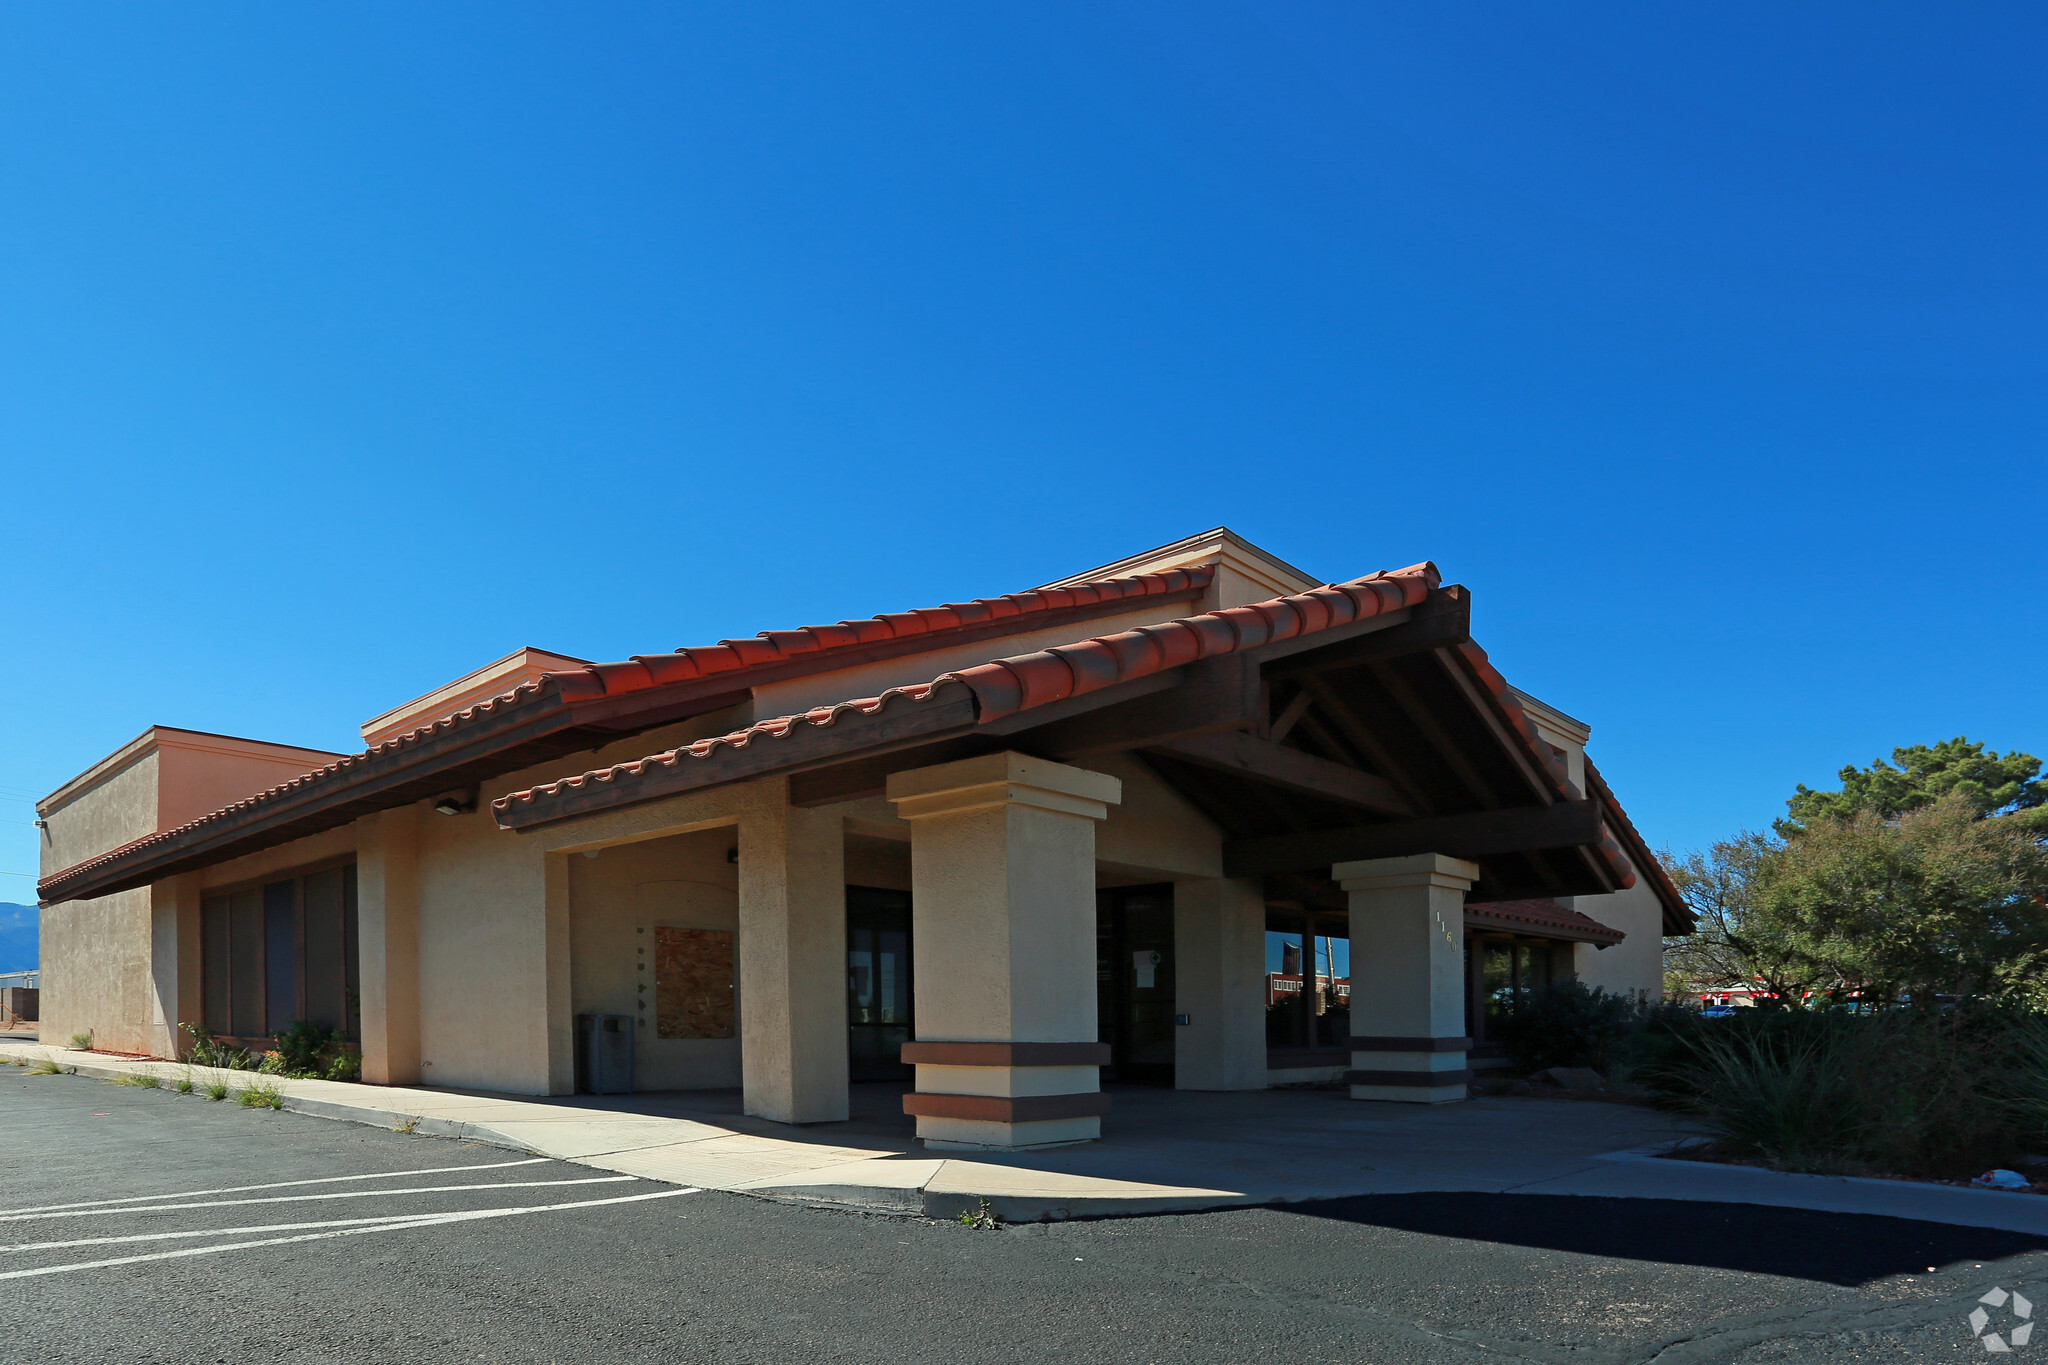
[202,1075,231,1101]
[28,1057,66,1075]
[111,1069,161,1089]
[237,1080,285,1110]
[174,1069,195,1094]
[956,1199,1000,1230]
[69,1032,93,1051]
[394,1116,418,1134]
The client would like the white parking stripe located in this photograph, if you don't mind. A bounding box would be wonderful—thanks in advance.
[0,1188,702,1281]
[3,1214,442,1254]
[0,1176,638,1223]
[0,1157,553,1216]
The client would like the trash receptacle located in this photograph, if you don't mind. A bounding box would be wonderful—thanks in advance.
[575,1013,636,1095]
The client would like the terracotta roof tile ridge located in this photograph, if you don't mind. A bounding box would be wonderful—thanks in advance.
[1464,897,1628,944]
[40,564,1219,897]
[547,565,1218,704]
[495,679,973,811]
[943,562,1441,723]
[1437,639,1639,892]
[494,563,1441,816]
[1584,757,1692,931]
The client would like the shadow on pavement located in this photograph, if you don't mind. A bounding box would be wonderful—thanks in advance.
[1278,1193,2048,1286]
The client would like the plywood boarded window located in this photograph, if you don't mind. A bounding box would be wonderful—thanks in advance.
[654,928,734,1039]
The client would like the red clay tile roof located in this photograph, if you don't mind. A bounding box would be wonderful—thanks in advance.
[39,566,1213,904]
[498,563,1442,816]
[495,561,1653,905]
[549,567,1214,703]
[1584,758,1693,935]
[1465,898,1628,945]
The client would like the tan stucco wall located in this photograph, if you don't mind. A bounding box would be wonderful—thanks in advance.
[567,827,741,1091]
[1090,752,1224,883]
[155,734,340,832]
[38,888,153,1052]
[1569,855,1667,1001]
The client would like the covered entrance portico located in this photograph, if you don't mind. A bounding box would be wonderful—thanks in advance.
[41,541,1685,1154]
[492,563,1664,1149]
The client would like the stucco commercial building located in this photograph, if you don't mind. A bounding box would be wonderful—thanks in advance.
[37,531,1688,1150]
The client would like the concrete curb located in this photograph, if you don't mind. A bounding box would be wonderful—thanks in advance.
[16,1041,2048,1232]
[16,1049,541,1154]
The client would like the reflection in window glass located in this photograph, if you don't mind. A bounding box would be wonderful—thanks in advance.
[1265,924,1351,1050]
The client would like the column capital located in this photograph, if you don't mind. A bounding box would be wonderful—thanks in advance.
[886,751,1121,822]
[1332,851,1481,893]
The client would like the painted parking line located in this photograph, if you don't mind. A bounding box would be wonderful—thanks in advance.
[0,1156,554,1216]
[0,1176,639,1224]
[3,1213,452,1255]
[0,1188,702,1282]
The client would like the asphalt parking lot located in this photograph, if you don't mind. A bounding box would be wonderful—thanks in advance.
[1,1065,2042,1364]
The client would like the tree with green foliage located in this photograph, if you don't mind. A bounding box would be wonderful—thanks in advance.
[1660,833,1805,1000]
[1663,736,2048,1005]
[1748,795,2048,1006]
[1779,737,2047,837]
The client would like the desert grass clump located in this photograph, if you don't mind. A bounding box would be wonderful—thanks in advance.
[111,1068,161,1089]
[69,1031,93,1051]
[181,1023,257,1071]
[173,1069,195,1095]
[201,1074,231,1101]
[27,1057,66,1075]
[237,1080,285,1110]
[1671,1007,2045,1179]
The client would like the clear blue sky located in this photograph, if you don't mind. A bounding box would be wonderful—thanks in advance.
[3,4,2043,894]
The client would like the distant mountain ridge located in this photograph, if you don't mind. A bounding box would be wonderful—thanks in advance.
[0,902,37,974]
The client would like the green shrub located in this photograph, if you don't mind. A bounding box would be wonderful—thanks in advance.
[270,1020,337,1075]
[181,1023,257,1071]
[323,1045,362,1082]
[1490,981,1656,1074]
[1672,1007,2045,1179]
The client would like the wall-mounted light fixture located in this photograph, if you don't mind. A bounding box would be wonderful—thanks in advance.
[431,788,479,816]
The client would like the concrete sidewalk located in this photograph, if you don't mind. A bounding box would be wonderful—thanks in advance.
[10,1036,2046,1232]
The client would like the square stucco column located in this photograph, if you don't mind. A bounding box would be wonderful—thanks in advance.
[356,806,423,1087]
[146,874,202,1060]
[887,752,1121,1150]
[1335,853,1480,1103]
[1171,876,1268,1091]
[738,780,849,1124]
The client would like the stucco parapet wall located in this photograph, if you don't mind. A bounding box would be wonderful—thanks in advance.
[1333,853,1482,893]
[885,753,1122,822]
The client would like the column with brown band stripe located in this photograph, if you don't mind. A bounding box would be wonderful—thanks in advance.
[1334,853,1479,1103]
[886,752,1122,1149]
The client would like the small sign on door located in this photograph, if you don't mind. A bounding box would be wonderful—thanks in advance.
[1132,949,1161,989]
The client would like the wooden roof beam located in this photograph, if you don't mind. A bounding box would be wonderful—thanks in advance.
[1147,732,1414,818]
[1221,798,1603,878]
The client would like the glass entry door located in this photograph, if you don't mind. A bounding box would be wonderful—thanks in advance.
[1096,885,1176,1086]
[846,886,914,1081]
